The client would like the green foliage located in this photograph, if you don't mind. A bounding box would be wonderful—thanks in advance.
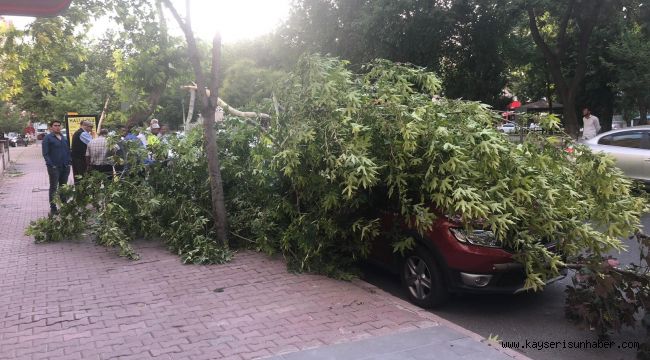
[26,130,233,264]
[0,102,25,134]
[223,54,647,288]
[565,231,650,351]
[608,24,650,122]
[220,59,285,108]
[43,73,105,115]
[1,1,99,116]
[280,0,517,106]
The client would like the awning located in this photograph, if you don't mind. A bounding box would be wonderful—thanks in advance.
[0,0,72,17]
[519,99,563,110]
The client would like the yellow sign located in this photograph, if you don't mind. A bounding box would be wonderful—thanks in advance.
[64,115,97,148]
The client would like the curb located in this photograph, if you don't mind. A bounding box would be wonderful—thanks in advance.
[350,278,533,360]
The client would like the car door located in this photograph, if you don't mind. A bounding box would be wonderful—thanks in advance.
[594,130,650,182]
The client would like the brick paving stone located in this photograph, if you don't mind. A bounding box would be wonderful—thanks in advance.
[0,144,529,360]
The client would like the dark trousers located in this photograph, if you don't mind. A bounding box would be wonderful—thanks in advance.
[47,165,70,212]
[71,157,86,183]
[90,164,114,179]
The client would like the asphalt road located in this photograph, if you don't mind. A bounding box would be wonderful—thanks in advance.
[361,213,650,360]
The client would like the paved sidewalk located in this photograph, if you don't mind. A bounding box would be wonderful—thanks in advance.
[0,144,529,360]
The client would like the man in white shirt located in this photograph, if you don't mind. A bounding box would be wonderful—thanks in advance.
[582,107,601,140]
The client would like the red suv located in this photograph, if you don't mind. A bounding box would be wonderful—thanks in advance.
[367,213,564,308]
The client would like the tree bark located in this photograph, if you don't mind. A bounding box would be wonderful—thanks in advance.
[97,95,110,133]
[126,88,165,128]
[639,102,648,126]
[163,0,229,247]
[526,2,604,138]
[186,86,196,129]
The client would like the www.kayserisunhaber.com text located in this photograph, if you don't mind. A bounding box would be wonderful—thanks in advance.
[501,339,640,351]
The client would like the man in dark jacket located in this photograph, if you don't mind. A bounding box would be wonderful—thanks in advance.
[70,120,93,182]
[42,120,71,214]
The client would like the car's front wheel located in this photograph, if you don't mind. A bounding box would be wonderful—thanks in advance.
[401,248,448,308]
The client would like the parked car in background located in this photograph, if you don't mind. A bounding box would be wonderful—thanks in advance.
[8,134,29,147]
[36,127,47,140]
[529,122,542,131]
[497,121,518,134]
[580,126,650,183]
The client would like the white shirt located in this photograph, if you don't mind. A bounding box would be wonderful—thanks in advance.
[582,115,601,140]
[137,133,147,147]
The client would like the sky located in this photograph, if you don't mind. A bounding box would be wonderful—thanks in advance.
[5,0,292,44]
[171,0,292,43]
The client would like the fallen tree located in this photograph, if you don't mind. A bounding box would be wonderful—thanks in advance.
[224,55,646,286]
[26,54,648,354]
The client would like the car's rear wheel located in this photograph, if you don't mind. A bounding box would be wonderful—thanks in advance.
[401,248,448,308]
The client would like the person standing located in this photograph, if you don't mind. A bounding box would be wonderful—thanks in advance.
[70,120,93,181]
[42,120,71,215]
[146,123,161,146]
[582,107,601,140]
[85,129,115,179]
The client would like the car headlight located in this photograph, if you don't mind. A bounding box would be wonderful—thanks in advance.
[450,228,501,248]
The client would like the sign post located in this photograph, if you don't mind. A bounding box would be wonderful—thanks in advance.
[64,114,98,148]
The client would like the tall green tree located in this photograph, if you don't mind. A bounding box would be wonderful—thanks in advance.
[0,2,100,119]
[609,25,650,125]
[105,0,188,127]
[441,0,513,105]
[0,102,25,134]
[524,0,613,136]
[220,59,284,108]
[280,0,515,106]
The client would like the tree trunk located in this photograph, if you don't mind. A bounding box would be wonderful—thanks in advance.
[186,87,196,129]
[561,96,578,137]
[526,2,605,138]
[600,106,613,133]
[163,0,228,248]
[203,34,229,247]
[126,88,165,128]
[599,94,614,133]
[639,102,648,126]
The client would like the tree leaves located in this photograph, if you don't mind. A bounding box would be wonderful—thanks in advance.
[221,54,647,287]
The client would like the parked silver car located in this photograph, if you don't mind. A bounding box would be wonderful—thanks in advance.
[497,121,518,134]
[580,126,650,183]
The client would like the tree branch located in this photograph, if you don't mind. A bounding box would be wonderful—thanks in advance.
[209,34,221,110]
[181,84,271,122]
[526,5,569,97]
[569,1,604,94]
[556,0,575,60]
